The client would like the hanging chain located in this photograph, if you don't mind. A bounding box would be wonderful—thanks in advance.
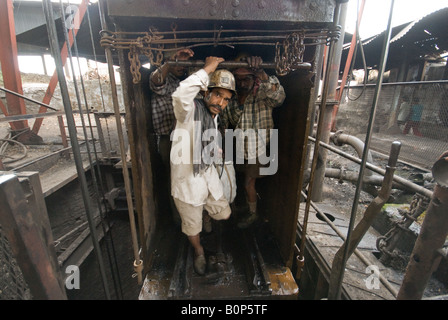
[101,26,336,82]
[376,194,429,262]
[128,46,142,84]
[275,32,305,76]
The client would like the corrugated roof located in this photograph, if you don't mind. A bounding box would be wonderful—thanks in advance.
[342,7,448,70]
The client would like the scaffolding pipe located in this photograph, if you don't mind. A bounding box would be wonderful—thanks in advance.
[0,86,59,111]
[324,168,412,191]
[297,1,343,279]
[328,141,401,298]
[166,60,311,70]
[330,131,374,176]
[328,0,396,300]
[308,136,433,199]
[98,0,143,284]
[42,0,111,299]
[311,1,348,202]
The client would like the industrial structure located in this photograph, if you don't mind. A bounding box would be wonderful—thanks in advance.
[0,0,447,302]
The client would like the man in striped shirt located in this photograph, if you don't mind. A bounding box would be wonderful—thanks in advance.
[221,56,285,228]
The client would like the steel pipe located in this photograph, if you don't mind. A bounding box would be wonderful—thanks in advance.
[98,0,143,285]
[166,60,312,70]
[309,136,433,199]
[328,0,396,300]
[330,131,374,176]
[297,0,343,278]
[328,141,401,298]
[42,0,111,299]
[0,86,59,111]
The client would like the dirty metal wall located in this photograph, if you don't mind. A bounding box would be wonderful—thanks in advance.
[257,68,316,267]
[107,0,335,24]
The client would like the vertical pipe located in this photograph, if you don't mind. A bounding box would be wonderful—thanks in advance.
[328,0,396,300]
[97,0,143,284]
[42,0,111,300]
[298,1,342,275]
[328,141,401,299]
[32,0,89,141]
[311,1,348,202]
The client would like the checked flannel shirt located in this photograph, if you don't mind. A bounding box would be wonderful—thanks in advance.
[221,75,286,160]
[150,72,180,135]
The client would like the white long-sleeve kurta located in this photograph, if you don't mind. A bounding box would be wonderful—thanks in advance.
[170,69,224,206]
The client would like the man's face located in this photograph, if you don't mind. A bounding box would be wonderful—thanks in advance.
[235,74,255,95]
[170,66,187,78]
[205,88,233,116]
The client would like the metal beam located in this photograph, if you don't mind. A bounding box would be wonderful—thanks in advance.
[0,0,28,131]
[328,0,396,300]
[0,173,67,300]
[42,0,111,300]
[32,0,89,150]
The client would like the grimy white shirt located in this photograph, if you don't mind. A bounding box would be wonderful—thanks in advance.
[170,68,224,206]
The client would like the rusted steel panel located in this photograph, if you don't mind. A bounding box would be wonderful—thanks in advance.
[107,0,335,24]
[0,174,67,300]
[0,0,28,131]
[397,153,448,300]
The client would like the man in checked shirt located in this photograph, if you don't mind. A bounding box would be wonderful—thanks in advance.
[150,48,194,225]
[221,55,286,229]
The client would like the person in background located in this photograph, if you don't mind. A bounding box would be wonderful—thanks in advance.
[403,96,423,137]
[170,56,235,275]
[149,49,194,225]
[221,55,286,229]
[397,95,411,127]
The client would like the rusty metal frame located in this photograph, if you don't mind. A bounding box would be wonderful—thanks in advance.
[0,0,29,132]
[397,152,448,300]
[0,172,67,299]
[31,0,89,133]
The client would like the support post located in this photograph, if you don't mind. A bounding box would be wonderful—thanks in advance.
[42,0,111,299]
[0,0,34,139]
[311,1,348,202]
[32,0,89,149]
[328,0,396,300]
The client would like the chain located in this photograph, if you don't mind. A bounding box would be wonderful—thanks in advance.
[128,46,142,84]
[376,194,429,262]
[101,29,166,84]
[101,27,336,82]
[275,32,305,76]
[326,24,342,46]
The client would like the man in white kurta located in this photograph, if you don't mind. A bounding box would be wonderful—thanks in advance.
[170,56,235,275]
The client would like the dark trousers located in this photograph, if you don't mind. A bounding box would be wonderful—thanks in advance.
[158,135,181,225]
